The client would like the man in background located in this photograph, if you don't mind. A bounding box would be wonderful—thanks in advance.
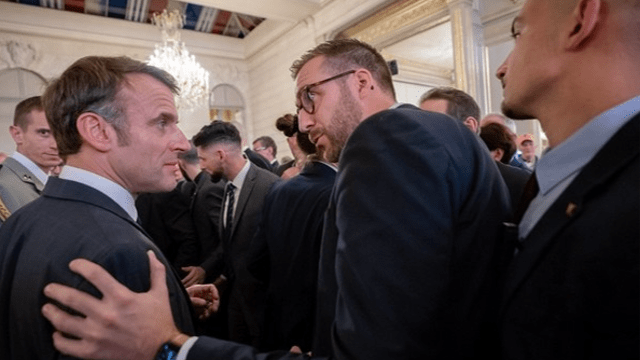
[194,121,280,347]
[0,96,61,225]
[419,86,480,134]
[512,133,537,170]
[419,86,528,209]
[252,136,279,172]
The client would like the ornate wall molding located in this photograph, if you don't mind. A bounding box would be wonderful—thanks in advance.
[337,0,448,47]
[0,40,37,70]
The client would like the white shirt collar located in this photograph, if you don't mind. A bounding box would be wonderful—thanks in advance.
[536,95,640,195]
[12,151,49,184]
[231,160,251,190]
[58,165,138,221]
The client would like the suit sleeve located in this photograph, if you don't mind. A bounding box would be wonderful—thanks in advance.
[329,113,468,359]
[187,336,323,360]
[162,189,200,269]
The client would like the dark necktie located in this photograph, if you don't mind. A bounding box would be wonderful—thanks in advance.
[224,183,236,241]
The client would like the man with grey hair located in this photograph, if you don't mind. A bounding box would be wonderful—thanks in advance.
[0,56,204,359]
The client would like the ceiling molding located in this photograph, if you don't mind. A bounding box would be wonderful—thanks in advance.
[336,0,448,47]
[186,0,321,22]
[0,2,245,59]
[384,53,453,81]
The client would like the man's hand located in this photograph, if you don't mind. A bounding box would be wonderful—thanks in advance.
[187,284,220,320]
[181,265,206,287]
[41,251,185,360]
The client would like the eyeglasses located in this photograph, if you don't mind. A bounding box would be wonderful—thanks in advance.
[254,146,267,151]
[296,70,356,115]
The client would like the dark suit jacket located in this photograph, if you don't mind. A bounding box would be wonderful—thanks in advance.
[312,105,510,359]
[191,172,226,282]
[184,105,510,360]
[0,177,195,359]
[275,159,295,177]
[496,161,532,211]
[245,149,272,172]
[135,180,200,273]
[248,161,336,351]
[0,156,44,224]
[499,115,639,360]
[222,164,280,281]
[223,163,280,338]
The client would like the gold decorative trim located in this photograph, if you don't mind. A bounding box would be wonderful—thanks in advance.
[338,0,447,45]
[0,196,11,222]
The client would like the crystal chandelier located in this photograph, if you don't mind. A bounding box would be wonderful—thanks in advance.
[148,10,210,112]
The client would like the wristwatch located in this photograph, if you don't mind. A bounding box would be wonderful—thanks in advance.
[155,341,181,360]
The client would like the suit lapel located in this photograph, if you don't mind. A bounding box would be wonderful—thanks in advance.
[229,164,257,239]
[501,115,640,312]
[43,177,149,236]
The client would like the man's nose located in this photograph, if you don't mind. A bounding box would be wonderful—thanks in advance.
[496,53,510,82]
[172,129,190,152]
[297,111,314,133]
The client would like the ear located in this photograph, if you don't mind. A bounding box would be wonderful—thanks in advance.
[491,148,504,162]
[76,112,114,152]
[9,125,24,146]
[566,0,601,50]
[353,69,375,99]
[216,148,226,161]
[463,116,479,134]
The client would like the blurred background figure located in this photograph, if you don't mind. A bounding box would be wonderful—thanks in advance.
[135,164,200,275]
[252,136,279,173]
[274,114,316,179]
[248,113,337,352]
[419,86,480,135]
[513,134,537,171]
[480,123,531,209]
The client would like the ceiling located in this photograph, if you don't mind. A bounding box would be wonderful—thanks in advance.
[4,0,295,38]
[3,0,456,81]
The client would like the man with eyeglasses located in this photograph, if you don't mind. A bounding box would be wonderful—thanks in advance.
[252,136,279,173]
[40,39,510,360]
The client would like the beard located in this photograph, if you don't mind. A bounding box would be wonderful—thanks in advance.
[320,85,363,163]
[209,168,224,183]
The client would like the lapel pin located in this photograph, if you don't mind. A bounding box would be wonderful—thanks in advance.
[566,202,578,217]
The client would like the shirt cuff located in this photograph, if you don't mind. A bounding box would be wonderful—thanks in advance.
[176,336,198,360]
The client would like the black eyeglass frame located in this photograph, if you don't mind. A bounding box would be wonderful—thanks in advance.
[296,70,356,115]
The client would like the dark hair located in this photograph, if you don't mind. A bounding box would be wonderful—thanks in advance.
[275,113,316,155]
[290,38,396,99]
[193,120,242,149]
[253,136,277,156]
[42,56,179,157]
[14,96,43,129]
[479,123,516,164]
[420,87,480,134]
[178,140,199,164]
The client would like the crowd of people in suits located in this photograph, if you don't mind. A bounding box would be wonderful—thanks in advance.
[0,0,638,359]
